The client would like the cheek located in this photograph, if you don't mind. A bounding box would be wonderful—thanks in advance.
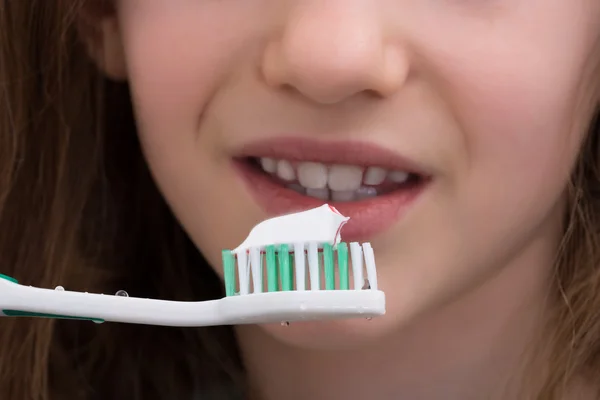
[117,2,263,154]
[442,34,590,274]
[429,11,594,212]
[381,7,598,320]
[452,67,582,217]
[113,4,272,268]
[418,0,597,182]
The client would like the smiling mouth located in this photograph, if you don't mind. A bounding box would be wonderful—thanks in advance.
[232,137,430,241]
[244,157,424,202]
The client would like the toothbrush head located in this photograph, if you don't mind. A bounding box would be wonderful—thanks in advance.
[219,205,384,324]
[219,240,383,323]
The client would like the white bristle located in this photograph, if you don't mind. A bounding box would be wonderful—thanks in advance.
[349,242,364,291]
[307,242,320,290]
[294,243,306,291]
[362,243,378,290]
[237,251,250,295]
[250,247,262,294]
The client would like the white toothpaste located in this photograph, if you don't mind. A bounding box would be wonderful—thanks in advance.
[233,204,350,254]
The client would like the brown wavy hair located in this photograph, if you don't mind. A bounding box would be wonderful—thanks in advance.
[0,1,243,399]
[0,1,599,399]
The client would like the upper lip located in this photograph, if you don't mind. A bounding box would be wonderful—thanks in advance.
[235,137,428,175]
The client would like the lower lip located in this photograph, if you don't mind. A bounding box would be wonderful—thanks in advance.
[233,161,427,242]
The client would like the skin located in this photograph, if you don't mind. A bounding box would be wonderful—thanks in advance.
[89,1,600,398]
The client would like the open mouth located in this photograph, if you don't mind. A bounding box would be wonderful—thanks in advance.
[232,138,430,241]
[243,157,425,202]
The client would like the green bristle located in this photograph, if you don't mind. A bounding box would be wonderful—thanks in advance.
[337,242,349,290]
[323,243,335,290]
[222,250,236,297]
[266,245,278,292]
[279,244,293,291]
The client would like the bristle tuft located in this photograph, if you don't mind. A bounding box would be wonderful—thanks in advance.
[337,242,349,290]
[266,245,278,292]
[222,250,236,297]
[279,244,293,291]
[323,244,335,290]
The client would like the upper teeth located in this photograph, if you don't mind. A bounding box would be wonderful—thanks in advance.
[259,157,410,191]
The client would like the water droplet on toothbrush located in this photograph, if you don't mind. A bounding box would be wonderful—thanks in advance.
[92,320,104,324]
[54,286,64,291]
[281,321,290,327]
[115,290,129,297]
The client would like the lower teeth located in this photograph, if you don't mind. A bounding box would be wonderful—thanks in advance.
[286,185,378,202]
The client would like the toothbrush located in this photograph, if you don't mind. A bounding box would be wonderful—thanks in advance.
[0,204,385,327]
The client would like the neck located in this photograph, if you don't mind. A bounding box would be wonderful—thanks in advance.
[236,225,559,400]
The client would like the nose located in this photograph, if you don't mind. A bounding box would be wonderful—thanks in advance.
[261,2,409,104]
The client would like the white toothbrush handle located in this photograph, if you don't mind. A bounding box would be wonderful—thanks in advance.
[0,280,221,326]
[0,278,385,326]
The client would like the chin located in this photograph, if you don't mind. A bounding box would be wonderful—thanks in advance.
[256,317,395,350]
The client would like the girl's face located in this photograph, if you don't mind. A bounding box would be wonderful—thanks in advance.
[99,1,600,345]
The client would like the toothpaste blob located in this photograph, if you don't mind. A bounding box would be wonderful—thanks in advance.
[233,204,350,254]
